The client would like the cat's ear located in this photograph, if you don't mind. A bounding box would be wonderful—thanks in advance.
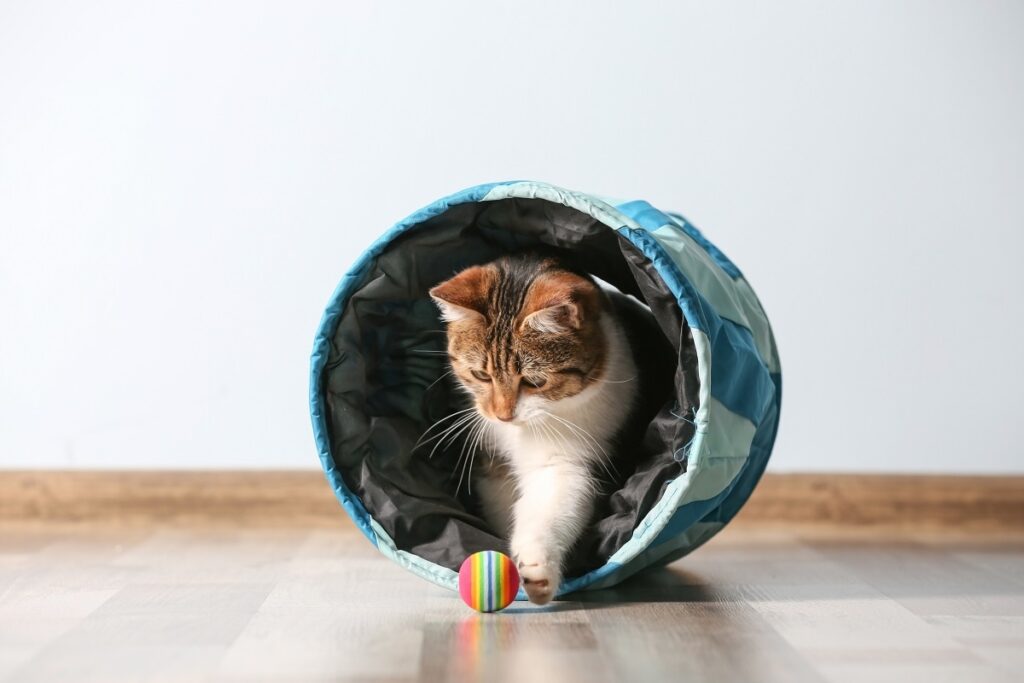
[521,271,597,334]
[429,266,490,323]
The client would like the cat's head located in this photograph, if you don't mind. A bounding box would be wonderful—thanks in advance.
[429,256,607,425]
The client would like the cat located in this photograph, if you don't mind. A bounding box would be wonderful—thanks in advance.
[429,254,641,604]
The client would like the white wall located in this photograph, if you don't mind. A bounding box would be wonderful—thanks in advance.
[2,1,1022,472]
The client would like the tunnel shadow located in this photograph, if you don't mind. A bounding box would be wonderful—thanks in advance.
[571,565,722,607]
[564,538,1024,608]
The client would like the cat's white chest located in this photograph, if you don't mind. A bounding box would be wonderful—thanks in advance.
[491,419,599,473]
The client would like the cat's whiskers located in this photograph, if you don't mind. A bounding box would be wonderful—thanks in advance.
[540,410,617,482]
[454,418,478,493]
[541,410,608,456]
[414,407,477,450]
[465,419,490,495]
[455,415,488,495]
[589,374,638,385]
[421,411,480,461]
[538,415,606,493]
[436,413,483,462]
[534,414,575,456]
[532,417,562,453]
[409,348,450,358]
[424,369,455,393]
[529,414,610,486]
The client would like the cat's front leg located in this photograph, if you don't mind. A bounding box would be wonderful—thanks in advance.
[509,461,594,605]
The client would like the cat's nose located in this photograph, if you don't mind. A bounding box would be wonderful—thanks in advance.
[491,395,517,422]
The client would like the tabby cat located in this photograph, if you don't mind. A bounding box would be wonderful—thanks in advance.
[429,254,643,604]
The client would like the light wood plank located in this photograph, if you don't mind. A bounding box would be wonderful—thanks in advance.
[2,526,1022,682]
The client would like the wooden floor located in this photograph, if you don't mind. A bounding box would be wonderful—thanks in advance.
[2,524,1023,683]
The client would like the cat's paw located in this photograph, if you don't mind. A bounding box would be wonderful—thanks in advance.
[511,546,561,605]
[518,560,560,605]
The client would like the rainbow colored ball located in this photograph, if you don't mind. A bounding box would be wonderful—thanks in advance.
[458,550,520,612]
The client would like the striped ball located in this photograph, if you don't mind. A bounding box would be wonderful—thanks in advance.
[458,550,520,612]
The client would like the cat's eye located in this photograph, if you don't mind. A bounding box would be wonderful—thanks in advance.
[521,376,547,389]
[471,369,491,382]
